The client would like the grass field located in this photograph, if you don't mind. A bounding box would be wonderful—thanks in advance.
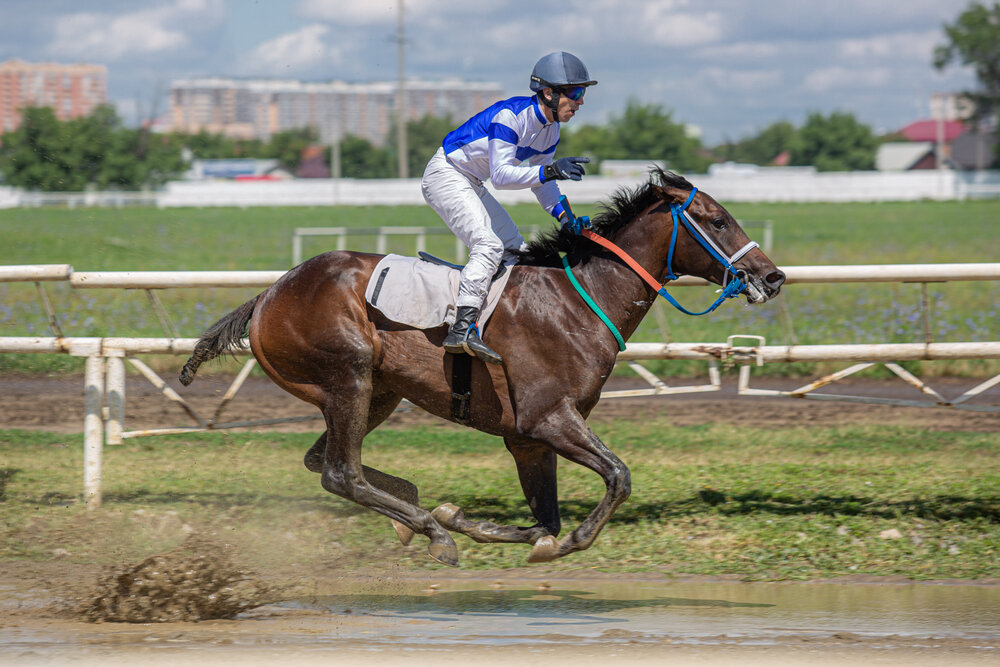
[1,199,999,376]
[2,419,997,580]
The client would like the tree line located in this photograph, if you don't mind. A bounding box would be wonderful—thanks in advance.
[0,101,888,192]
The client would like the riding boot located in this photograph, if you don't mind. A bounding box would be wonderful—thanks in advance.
[443,306,502,365]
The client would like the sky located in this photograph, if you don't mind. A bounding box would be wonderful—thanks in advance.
[0,0,979,145]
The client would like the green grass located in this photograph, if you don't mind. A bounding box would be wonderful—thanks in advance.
[1,421,997,580]
[1,200,999,376]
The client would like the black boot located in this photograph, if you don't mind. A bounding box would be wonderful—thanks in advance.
[443,306,502,365]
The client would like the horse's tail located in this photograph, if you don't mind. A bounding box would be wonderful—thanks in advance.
[179,294,261,386]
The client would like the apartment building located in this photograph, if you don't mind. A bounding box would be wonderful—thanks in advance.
[169,77,503,146]
[0,59,107,133]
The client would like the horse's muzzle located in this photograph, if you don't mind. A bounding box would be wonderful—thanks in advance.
[744,268,785,304]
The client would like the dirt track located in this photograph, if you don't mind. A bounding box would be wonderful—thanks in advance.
[3,373,1000,665]
[3,374,999,434]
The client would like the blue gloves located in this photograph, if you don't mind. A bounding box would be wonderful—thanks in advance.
[543,156,589,182]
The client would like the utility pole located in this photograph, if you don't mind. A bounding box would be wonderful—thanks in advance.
[396,0,409,179]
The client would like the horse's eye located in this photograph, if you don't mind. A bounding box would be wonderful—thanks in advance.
[712,217,728,230]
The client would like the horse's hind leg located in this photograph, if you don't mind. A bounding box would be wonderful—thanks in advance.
[317,374,457,565]
[431,436,559,545]
[305,390,403,472]
[304,391,418,545]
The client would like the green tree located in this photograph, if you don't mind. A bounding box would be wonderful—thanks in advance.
[558,123,615,172]
[718,121,797,165]
[339,134,392,178]
[264,127,318,172]
[564,100,709,173]
[0,105,187,191]
[934,1,1000,122]
[0,107,83,190]
[401,114,456,178]
[790,111,876,171]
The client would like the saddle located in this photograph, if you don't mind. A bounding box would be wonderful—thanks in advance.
[364,252,513,332]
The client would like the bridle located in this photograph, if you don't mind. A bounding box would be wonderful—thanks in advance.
[571,187,759,317]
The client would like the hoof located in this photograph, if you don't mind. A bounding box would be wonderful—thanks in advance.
[428,542,459,567]
[526,535,561,563]
[431,503,462,528]
[391,519,415,546]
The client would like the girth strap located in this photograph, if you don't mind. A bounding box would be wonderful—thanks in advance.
[450,354,472,423]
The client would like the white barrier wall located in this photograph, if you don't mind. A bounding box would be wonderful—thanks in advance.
[1,169,995,208]
[157,170,960,208]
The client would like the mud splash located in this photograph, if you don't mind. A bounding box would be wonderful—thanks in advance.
[80,536,273,623]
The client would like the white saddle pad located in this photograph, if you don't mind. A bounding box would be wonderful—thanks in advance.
[365,254,513,330]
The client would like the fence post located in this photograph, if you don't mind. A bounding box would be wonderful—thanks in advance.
[84,355,105,509]
[105,352,125,445]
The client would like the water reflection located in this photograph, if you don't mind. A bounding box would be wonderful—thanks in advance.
[294,587,773,625]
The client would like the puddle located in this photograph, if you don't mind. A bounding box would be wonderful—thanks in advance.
[286,580,1000,646]
[3,578,999,662]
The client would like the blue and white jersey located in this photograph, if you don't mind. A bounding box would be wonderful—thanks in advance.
[442,95,562,213]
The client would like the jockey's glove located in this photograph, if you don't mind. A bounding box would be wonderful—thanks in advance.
[542,156,590,182]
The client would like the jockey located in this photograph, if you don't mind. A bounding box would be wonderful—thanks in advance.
[421,51,597,365]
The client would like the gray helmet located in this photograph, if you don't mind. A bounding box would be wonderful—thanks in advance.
[529,52,597,92]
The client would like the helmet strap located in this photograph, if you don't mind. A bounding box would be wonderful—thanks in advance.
[540,88,561,114]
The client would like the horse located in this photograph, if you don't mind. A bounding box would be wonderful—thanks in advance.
[179,169,785,567]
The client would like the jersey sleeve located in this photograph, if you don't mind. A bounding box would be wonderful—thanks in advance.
[486,109,545,190]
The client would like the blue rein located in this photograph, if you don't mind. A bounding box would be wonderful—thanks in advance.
[658,187,757,316]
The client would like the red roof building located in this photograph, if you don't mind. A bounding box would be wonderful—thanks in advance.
[899,119,965,143]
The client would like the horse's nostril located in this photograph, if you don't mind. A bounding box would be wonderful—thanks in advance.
[766,270,786,287]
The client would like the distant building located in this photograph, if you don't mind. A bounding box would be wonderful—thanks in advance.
[0,59,107,132]
[169,77,504,147]
[876,142,936,171]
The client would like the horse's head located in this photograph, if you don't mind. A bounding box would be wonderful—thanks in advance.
[651,170,785,304]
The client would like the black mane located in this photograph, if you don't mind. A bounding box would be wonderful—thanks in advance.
[515,168,694,267]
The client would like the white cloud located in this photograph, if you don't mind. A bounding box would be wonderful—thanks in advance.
[802,66,891,93]
[639,7,724,47]
[701,67,783,92]
[47,0,224,61]
[245,24,341,75]
[837,30,941,62]
[298,0,468,24]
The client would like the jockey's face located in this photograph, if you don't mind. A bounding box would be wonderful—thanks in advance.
[542,87,584,123]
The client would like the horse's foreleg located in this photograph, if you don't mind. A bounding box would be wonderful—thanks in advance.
[318,373,456,565]
[520,407,630,563]
[431,437,559,545]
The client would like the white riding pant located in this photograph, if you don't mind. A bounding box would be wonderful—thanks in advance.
[421,147,526,310]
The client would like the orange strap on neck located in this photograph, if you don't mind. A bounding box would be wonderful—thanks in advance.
[580,229,664,292]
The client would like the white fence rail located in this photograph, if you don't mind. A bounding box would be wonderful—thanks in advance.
[2,170,1000,210]
[2,262,1000,508]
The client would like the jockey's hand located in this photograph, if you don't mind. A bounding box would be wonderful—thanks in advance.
[560,212,590,235]
[543,156,589,182]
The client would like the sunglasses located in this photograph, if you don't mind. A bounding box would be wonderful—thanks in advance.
[559,86,586,101]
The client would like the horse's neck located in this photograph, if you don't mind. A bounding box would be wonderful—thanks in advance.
[575,210,672,341]
[574,241,661,342]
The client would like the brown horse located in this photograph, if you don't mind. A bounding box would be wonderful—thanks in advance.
[179,169,785,566]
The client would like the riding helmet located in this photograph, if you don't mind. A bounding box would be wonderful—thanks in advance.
[529,52,597,92]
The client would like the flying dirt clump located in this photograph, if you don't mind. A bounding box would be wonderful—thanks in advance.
[80,535,274,623]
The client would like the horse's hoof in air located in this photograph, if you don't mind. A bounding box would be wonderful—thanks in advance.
[428,542,459,567]
[391,519,415,546]
[526,535,561,563]
[431,503,463,528]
